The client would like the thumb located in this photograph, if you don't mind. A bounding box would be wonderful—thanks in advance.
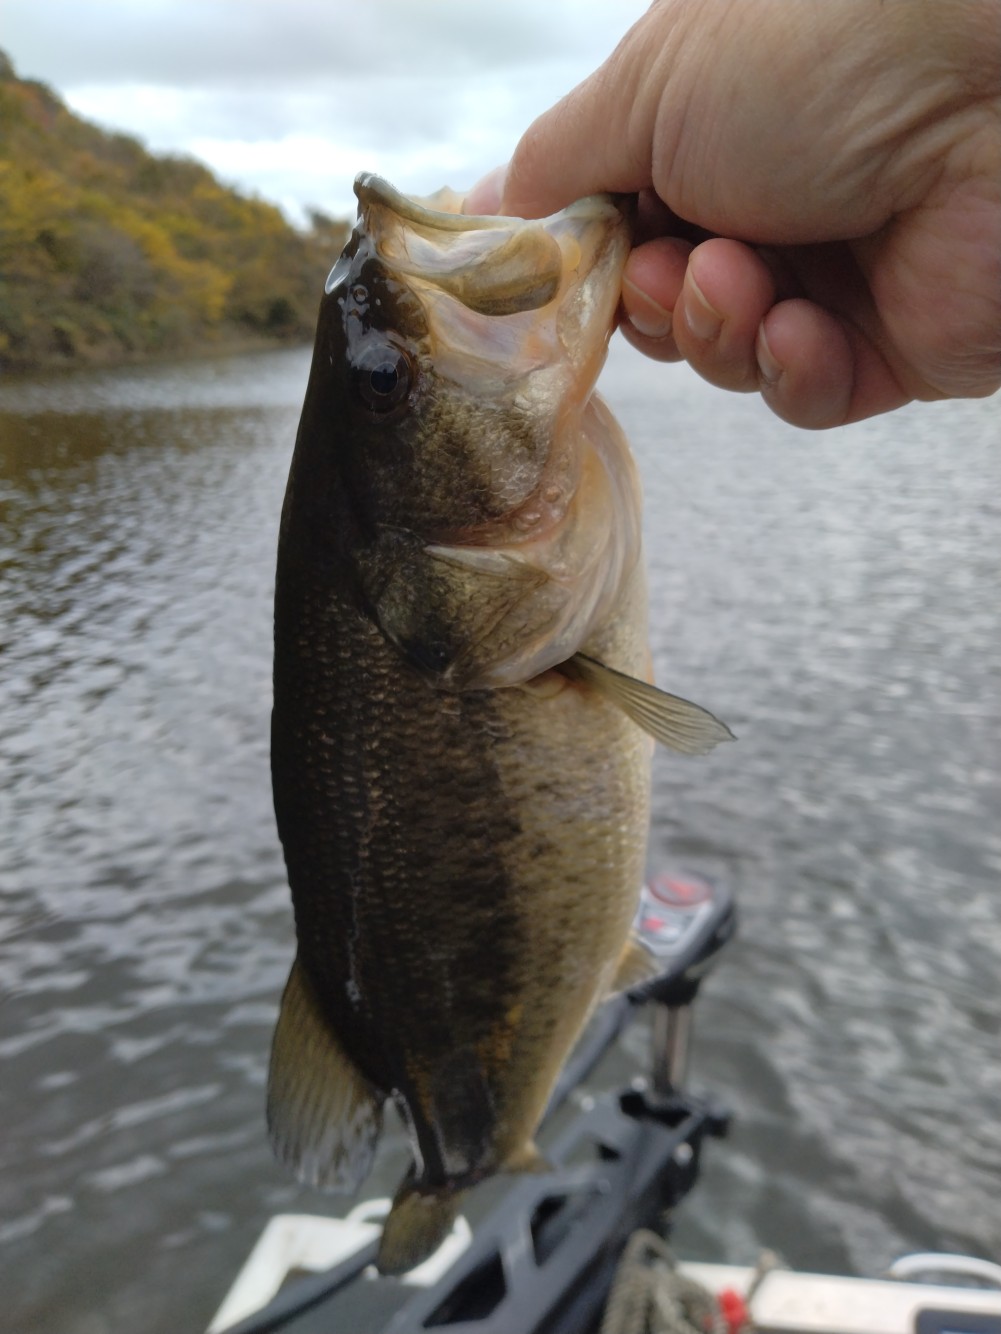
[462,164,508,216]
[499,23,661,218]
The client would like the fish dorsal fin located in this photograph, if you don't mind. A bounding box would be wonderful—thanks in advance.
[267,957,384,1191]
[567,653,735,755]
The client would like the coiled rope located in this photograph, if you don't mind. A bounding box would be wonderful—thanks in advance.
[599,1232,777,1334]
[599,1231,728,1334]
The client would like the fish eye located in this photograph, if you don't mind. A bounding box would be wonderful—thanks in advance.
[352,342,413,415]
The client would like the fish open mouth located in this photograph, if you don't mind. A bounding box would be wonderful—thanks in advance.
[351,172,630,344]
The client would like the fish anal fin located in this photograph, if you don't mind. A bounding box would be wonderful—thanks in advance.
[567,653,736,756]
[378,1177,461,1276]
[611,933,660,994]
[267,957,383,1192]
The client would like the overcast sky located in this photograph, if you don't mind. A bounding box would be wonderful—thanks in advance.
[3,0,650,225]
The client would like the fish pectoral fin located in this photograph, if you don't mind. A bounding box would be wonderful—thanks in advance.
[378,1174,461,1276]
[503,1140,554,1175]
[267,958,384,1192]
[610,933,660,994]
[566,653,736,755]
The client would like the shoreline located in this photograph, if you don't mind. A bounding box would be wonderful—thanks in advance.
[0,329,314,383]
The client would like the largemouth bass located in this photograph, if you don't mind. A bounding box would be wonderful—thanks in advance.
[268,173,732,1274]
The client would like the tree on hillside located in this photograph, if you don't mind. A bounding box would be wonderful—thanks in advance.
[0,49,350,369]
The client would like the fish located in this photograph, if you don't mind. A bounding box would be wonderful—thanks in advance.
[267,172,733,1275]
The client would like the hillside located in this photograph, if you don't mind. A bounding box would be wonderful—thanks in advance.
[0,49,350,370]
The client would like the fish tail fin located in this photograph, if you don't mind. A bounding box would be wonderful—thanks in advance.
[378,1176,462,1276]
[267,956,384,1191]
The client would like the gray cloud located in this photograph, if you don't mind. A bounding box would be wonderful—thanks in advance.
[4,0,642,87]
[2,0,649,221]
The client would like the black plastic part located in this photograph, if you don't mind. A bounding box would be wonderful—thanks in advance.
[381,1088,726,1334]
[914,1314,1001,1334]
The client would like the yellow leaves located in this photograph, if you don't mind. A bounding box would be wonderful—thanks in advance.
[0,47,346,368]
[175,258,232,326]
[0,159,65,240]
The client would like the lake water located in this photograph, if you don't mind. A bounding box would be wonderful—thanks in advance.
[1,341,999,1333]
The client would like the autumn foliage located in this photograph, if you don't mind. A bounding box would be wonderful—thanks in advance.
[0,49,350,369]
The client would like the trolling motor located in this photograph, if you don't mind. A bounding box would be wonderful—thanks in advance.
[215,872,736,1334]
[632,870,736,1093]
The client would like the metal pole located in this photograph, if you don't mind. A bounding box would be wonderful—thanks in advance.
[651,1004,692,1096]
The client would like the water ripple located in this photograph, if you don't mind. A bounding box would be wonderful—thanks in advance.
[1,344,999,1331]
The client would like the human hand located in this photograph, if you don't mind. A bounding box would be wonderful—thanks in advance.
[465,0,1001,429]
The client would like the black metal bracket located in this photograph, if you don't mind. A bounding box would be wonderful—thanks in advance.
[382,1082,729,1334]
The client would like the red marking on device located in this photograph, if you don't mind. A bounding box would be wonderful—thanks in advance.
[646,873,712,907]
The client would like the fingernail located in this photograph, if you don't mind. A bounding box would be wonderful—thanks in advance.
[756,323,782,386]
[684,274,722,342]
[622,279,673,340]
